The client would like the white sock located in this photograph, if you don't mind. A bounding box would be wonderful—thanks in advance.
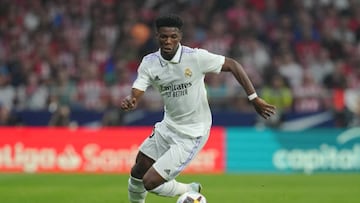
[128,176,147,203]
[150,179,189,197]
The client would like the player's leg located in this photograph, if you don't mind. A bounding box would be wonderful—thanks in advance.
[128,122,168,203]
[131,151,155,179]
[144,166,201,197]
[144,130,208,197]
[128,151,154,203]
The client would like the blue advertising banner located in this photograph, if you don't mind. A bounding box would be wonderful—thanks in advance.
[16,110,334,127]
[226,127,360,173]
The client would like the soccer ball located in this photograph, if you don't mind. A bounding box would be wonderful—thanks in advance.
[176,191,207,203]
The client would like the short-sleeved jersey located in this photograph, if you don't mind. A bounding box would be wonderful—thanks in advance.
[133,44,225,137]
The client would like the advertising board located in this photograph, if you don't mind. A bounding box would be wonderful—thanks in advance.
[0,127,225,173]
[227,127,360,173]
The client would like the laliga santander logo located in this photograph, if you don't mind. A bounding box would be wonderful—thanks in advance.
[0,142,141,173]
[0,143,82,173]
[273,127,360,173]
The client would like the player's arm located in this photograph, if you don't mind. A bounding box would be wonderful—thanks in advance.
[120,88,144,111]
[221,57,276,119]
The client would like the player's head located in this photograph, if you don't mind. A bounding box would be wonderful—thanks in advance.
[155,14,183,59]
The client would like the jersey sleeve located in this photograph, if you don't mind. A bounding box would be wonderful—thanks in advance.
[196,48,225,74]
[132,61,152,91]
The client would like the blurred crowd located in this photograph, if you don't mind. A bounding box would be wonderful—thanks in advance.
[0,0,360,127]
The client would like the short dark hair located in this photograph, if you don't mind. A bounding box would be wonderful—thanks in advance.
[155,14,183,31]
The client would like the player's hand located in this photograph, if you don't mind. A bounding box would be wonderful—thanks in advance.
[120,96,137,111]
[251,97,276,119]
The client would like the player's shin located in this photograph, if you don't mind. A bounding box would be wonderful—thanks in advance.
[149,179,190,197]
[128,176,147,203]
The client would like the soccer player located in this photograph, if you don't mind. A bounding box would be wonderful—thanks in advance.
[121,14,276,203]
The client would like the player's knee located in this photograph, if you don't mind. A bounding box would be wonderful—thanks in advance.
[143,177,159,191]
[142,169,166,191]
[130,154,154,179]
[130,164,148,179]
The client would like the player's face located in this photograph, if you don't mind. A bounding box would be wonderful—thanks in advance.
[156,27,182,60]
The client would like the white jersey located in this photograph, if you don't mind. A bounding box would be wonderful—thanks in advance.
[133,44,225,137]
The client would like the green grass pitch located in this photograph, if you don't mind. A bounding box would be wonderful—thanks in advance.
[0,173,359,203]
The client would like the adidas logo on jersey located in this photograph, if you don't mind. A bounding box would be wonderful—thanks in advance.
[164,169,171,175]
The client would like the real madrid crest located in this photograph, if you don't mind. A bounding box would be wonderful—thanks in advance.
[184,68,192,78]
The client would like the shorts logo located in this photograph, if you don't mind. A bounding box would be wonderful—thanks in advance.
[184,68,192,78]
[164,169,171,175]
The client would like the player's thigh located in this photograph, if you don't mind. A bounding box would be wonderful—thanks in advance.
[131,151,155,179]
[139,122,170,161]
[153,135,208,181]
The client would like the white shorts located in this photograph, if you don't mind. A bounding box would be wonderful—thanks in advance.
[139,121,210,181]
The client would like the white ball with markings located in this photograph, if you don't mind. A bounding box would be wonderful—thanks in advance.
[176,191,207,203]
